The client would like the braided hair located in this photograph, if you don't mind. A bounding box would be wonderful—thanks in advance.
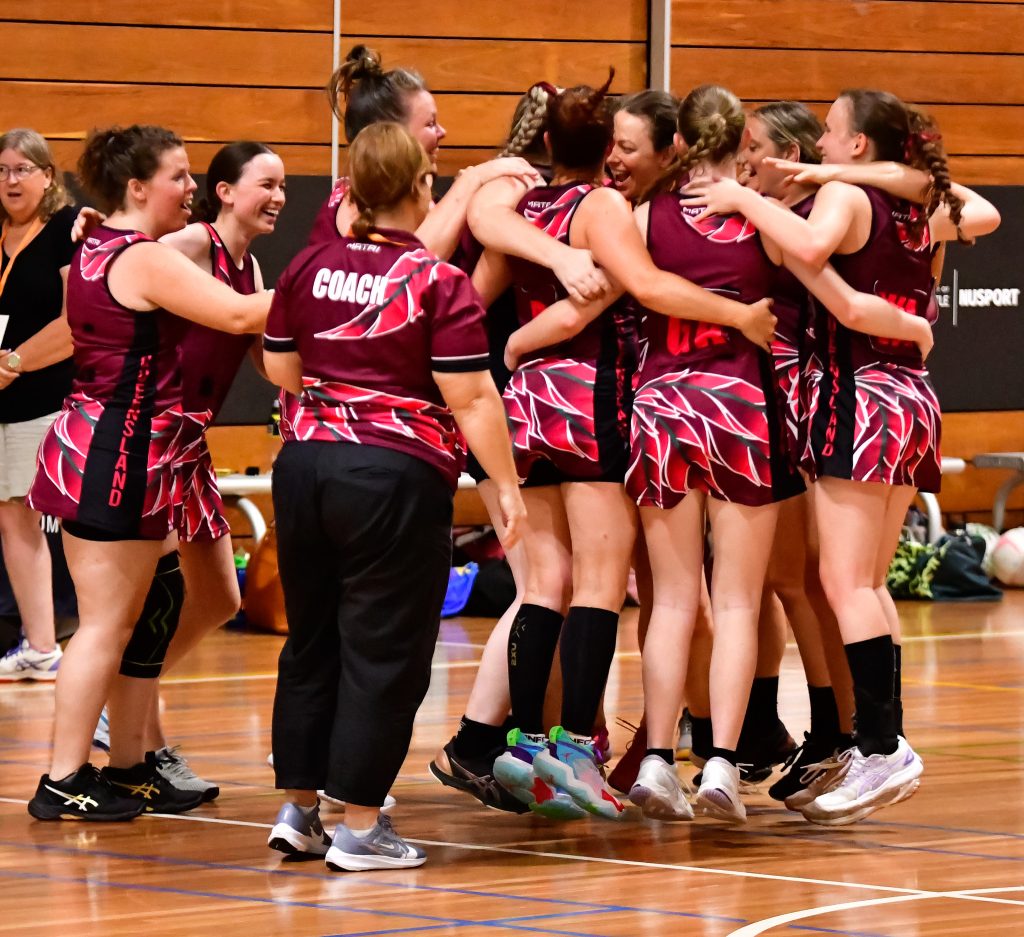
[501,82,557,161]
[676,84,745,175]
[840,89,965,241]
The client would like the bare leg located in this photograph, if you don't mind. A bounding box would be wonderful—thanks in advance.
[51,533,162,779]
[706,498,779,751]
[0,500,56,651]
[684,579,713,719]
[638,493,706,750]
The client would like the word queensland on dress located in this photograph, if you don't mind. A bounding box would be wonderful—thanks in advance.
[263,230,489,490]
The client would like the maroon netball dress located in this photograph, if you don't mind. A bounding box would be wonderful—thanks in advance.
[627,190,802,509]
[28,225,187,539]
[263,227,490,488]
[501,182,638,486]
[174,222,257,542]
[769,193,816,469]
[805,186,941,492]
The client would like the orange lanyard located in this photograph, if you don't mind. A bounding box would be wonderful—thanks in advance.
[0,215,45,301]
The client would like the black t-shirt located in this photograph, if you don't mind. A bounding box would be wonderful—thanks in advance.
[0,205,76,423]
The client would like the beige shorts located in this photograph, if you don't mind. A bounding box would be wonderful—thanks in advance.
[0,412,58,501]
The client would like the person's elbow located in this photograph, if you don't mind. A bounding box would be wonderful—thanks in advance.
[964,204,1001,239]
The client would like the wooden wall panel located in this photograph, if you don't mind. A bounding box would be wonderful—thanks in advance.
[669,0,1024,184]
[7,1,332,29]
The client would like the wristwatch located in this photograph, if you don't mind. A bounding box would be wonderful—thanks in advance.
[4,351,22,373]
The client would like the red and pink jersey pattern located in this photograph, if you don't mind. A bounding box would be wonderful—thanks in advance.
[627,190,800,509]
[264,228,489,490]
[502,183,638,483]
[806,186,941,492]
[28,226,187,539]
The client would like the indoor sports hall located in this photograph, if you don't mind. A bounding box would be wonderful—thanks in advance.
[0,2,1022,935]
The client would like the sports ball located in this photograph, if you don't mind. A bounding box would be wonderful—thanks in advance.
[966,522,1000,577]
[990,527,1024,587]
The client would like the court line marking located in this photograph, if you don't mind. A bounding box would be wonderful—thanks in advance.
[21,803,1014,904]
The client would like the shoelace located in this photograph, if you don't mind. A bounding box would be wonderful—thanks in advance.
[799,747,854,786]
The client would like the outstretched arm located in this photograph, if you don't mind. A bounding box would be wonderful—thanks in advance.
[764,158,931,203]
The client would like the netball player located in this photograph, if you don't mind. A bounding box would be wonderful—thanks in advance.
[685,89,999,823]
[24,125,271,820]
[262,122,525,870]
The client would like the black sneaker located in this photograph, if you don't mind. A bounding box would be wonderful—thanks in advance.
[28,764,145,822]
[102,753,204,814]
[736,718,798,783]
[429,738,529,814]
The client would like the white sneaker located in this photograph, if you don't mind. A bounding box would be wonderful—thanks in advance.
[784,748,854,811]
[0,638,61,682]
[695,757,746,823]
[801,737,923,827]
[630,755,693,821]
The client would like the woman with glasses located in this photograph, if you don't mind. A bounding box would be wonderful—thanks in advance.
[0,130,75,683]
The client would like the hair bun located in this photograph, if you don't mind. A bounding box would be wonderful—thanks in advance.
[345,44,382,78]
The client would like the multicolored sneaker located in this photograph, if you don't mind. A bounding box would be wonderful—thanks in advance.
[801,737,923,826]
[630,754,693,821]
[533,726,625,821]
[0,638,61,682]
[429,738,529,814]
[493,728,585,820]
[28,764,144,822]
[268,800,331,857]
[326,814,426,871]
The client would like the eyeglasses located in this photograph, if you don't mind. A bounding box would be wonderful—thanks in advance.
[0,164,41,183]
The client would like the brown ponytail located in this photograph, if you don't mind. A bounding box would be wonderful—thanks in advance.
[347,123,431,240]
[840,89,965,240]
[676,84,745,174]
[546,69,615,172]
[326,45,428,143]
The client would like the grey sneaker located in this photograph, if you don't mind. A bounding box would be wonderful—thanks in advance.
[92,707,110,752]
[0,638,61,682]
[153,746,220,802]
[268,801,331,857]
[325,814,426,871]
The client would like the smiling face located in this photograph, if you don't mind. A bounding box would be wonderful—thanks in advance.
[742,115,797,198]
[607,110,674,204]
[216,152,286,235]
[131,146,197,236]
[404,90,446,171]
[0,147,53,223]
[818,97,864,164]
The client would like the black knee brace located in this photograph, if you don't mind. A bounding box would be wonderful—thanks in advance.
[119,551,185,679]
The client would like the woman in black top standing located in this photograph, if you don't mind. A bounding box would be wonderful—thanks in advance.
[0,129,75,682]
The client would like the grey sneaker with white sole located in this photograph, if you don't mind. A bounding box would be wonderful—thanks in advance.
[325,814,426,871]
[268,801,331,857]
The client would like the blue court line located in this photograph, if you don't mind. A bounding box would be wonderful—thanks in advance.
[320,927,455,937]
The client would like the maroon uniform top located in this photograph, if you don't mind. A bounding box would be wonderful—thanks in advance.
[69,225,186,410]
[263,227,489,489]
[823,186,934,369]
[179,222,257,417]
[640,189,778,383]
[506,182,637,362]
[307,177,351,246]
[769,194,816,361]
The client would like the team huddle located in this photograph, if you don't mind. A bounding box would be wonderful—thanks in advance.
[6,43,1001,872]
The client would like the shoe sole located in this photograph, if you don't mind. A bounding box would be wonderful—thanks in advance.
[0,673,58,682]
[325,848,426,871]
[803,778,921,827]
[28,801,143,822]
[802,762,923,826]
[493,753,540,807]
[268,822,330,857]
[428,760,529,815]
[533,751,624,821]
[695,787,746,824]
[145,794,205,815]
[629,783,693,821]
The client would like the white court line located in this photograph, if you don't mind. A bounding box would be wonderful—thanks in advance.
[1,798,1012,905]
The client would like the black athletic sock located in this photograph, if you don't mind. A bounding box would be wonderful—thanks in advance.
[893,644,904,735]
[808,684,841,741]
[452,716,507,761]
[738,675,780,748]
[119,551,184,679]
[844,636,898,757]
[507,604,564,735]
[646,748,674,766]
[710,746,738,766]
[558,606,619,735]
[690,714,713,760]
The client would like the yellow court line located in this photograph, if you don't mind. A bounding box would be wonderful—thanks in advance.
[903,677,1024,694]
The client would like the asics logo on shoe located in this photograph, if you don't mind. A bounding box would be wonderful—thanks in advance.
[44,785,99,811]
[113,781,161,800]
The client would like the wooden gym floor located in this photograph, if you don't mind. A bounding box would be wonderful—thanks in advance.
[1,594,1022,936]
